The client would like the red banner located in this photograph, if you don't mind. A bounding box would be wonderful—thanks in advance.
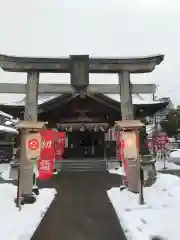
[117,132,123,160]
[116,132,128,184]
[55,132,65,160]
[37,130,55,180]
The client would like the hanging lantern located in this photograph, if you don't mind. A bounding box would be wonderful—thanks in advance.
[91,124,94,132]
[109,128,113,140]
[80,124,85,132]
[87,124,91,132]
[94,125,98,132]
[68,125,72,132]
[100,125,104,132]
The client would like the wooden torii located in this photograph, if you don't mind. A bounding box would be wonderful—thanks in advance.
[0,53,164,203]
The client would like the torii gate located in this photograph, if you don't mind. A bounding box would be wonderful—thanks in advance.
[0,54,164,203]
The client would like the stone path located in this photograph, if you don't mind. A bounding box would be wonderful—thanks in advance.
[31,171,126,240]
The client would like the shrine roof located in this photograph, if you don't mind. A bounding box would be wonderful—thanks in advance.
[0,93,169,107]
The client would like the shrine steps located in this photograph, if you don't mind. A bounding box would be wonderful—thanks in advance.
[60,158,107,172]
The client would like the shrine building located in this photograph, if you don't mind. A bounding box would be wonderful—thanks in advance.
[0,92,169,170]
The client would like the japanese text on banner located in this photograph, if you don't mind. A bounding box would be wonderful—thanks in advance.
[37,130,54,180]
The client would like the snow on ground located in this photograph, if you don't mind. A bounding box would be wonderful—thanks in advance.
[0,163,13,180]
[168,150,180,164]
[108,167,125,176]
[108,160,180,177]
[0,164,56,240]
[170,149,180,158]
[155,160,180,170]
[107,173,180,240]
[0,163,10,175]
[0,184,56,240]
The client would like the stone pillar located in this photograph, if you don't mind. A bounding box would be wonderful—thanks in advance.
[119,71,134,120]
[20,72,39,202]
[119,71,139,193]
[70,55,89,94]
[24,72,39,121]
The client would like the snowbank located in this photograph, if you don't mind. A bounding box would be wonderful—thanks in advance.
[108,167,125,176]
[0,164,57,239]
[0,163,10,175]
[0,183,56,240]
[155,160,180,170]
[108,160,180,177]
[107,174,180,240]
[0,164,13,180]
[170,150,180,158]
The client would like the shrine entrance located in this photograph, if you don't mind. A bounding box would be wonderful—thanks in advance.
[64,131,105,160]
[57,122,109,171]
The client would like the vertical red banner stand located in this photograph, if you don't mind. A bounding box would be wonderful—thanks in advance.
[117,132,122,161]
[55,132,65,161]
[37,130,55,180]
[117,132,128,185]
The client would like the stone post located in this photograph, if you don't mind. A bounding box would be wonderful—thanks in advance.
[20,72,39,203]
[119,71,139,192]
[70,55,89,94]
[119,71,134,120]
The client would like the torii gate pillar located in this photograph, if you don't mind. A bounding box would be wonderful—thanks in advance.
[20,72,39,202]
[119,71,134,120]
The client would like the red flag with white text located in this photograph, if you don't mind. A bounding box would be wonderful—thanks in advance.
[116,132,128,183]
[37,130,54,180]
[55,132,65,160]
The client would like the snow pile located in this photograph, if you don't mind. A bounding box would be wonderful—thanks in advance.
[108,160,180,176]
[108,167,125,176]
[0,163,10,174]
[107,174,180,240]
[0,183,56,240]
[155,160,180,170]
[146,124,156,135]
[0,124,18,133]
[0,164,13,180]
[170,150,180,158]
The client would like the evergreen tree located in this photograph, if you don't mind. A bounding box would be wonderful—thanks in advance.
[160,108,180,137]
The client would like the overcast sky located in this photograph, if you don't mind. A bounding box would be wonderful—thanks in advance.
[0,0,180,104]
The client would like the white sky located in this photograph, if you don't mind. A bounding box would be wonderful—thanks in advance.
[0,0,180,104]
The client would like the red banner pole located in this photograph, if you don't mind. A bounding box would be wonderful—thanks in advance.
[55,132,65,161]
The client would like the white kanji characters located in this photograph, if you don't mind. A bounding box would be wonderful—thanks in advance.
[39,160,51,171]
[43,140,52,149]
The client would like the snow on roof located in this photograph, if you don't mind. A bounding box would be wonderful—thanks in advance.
[104,94,165,105]
[0,110,13,119]
[1,94,60,106]
[0,73,157,105]
[146,124,156,134]
[0,94,25,105]
[0,125,18,134]
[0,93,167,106]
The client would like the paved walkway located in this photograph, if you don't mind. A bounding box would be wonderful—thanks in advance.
[31,171,126,240]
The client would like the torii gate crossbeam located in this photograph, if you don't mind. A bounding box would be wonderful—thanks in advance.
[0,83,156,94]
